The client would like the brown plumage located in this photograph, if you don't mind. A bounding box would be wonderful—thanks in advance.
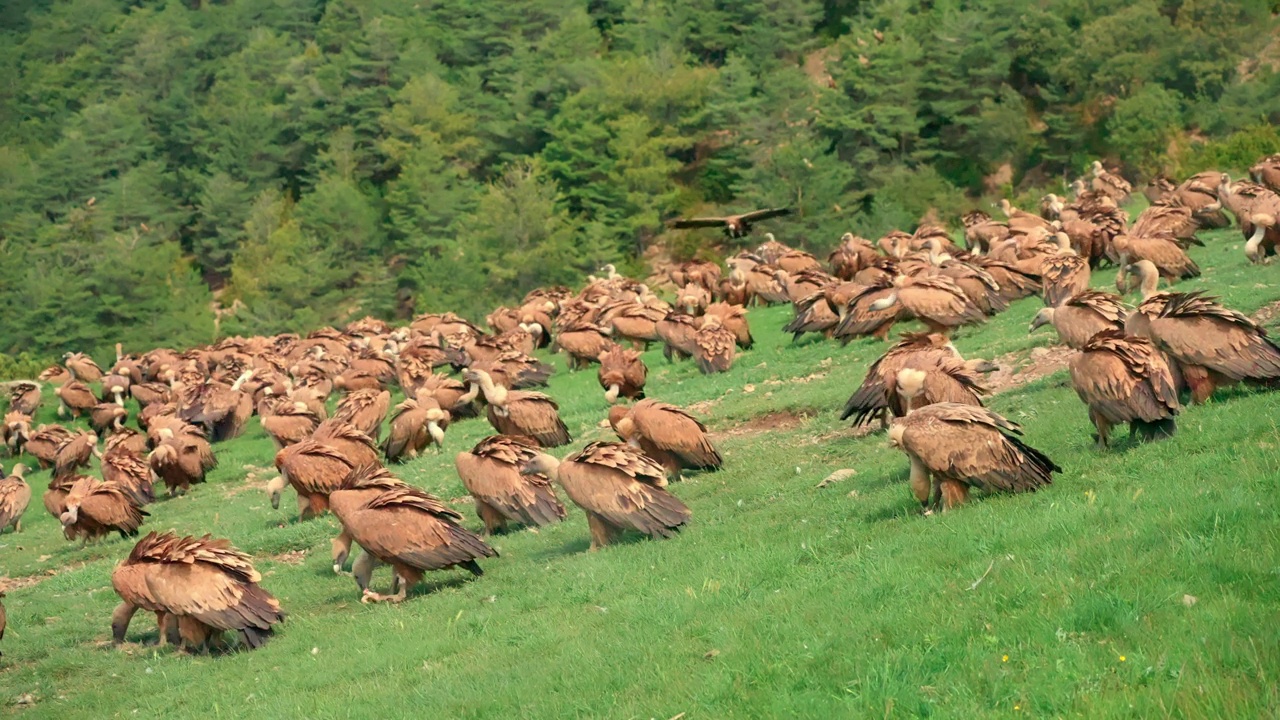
[1029,291,1128,349]
[841,333,987,427]
[55,380,96,419]
[783,289,840,342]
[693,315,737,374]
[1125,291,1280,403]
[116,532,284,650]
[464,369,571,447]
[1251,153,1280,192]
[329,466,498,603]
[555,322,615,370]
[6,380,41,416]
[333,388,392,442]
[2,411,31,456]
[26,424,72,469]
[0,591,6,656]
[454,435,567,534]
[656,312,700,361]
[869,275,986,336]
[1040,254,1091,308]
[382,397,449,462]
[0,464,31,533]
[1132,203,1202,246]
[1111,234,1199,282]
[130,382,173,409]
[668,260,722,292]
[261,400,322,450]
[60,475,148,542]
[598,345,647,403]
[523,442,691,551]
[99,373,131,404]
[704,301,753,349]
[63,352,104,383]
[38,364,72,386]
[890,403,1061,512]
[270,420,380,518]
[148,426,217,497]
[675,283,711,315]
[608,399,722,481]
[105,427,150,456]
[415,373,480,419]
[1090,161,1131,204]
[1069,330,1179,448]
[89,402,128,436]
[831,276,902,342]
[54,429,97,477]
[100,442,154,508]
[669,207,792,238]
[828,233,881,280]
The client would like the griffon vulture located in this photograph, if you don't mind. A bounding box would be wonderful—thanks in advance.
[598,346,647,403]
[607,400,722,481]
[1069,330,1179,449]
[463,369,571,447]
[669,207,792,238]
[454,435,567,534]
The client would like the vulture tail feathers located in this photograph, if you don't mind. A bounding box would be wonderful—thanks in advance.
[841,382,887,425]
[1005,435,1062,489]
[460,560,484,577]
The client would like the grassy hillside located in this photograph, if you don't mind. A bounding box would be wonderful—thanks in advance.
[1,229,1279,718]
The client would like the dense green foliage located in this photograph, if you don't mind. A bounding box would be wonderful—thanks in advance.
[2,230,1278,718]
[1,0,1277,357]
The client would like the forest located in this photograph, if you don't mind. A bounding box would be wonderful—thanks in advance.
[1,0,1277,365]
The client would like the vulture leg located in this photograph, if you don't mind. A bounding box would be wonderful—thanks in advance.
[331,530,353,574]
[178,616,213,654]
[110,601,140,645]
[297,493,315,520]
[363,571,410,604]
[587,513,622,551]
[160,613,180,646]
[939,480,969,511]
[908,455,931,510]
[1089,410,1112,450]
[475,500,508,535]
[1184,366,1216,405]
[352,550,380,594]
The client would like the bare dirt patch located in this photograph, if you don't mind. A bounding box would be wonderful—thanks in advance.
[712,409,813,440]
[1253,299,1280,327]
[1,560,88,593]
[983,345,1074,395]
[269,549,308,566]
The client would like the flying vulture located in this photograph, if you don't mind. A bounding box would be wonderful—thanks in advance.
[669,208,793,238]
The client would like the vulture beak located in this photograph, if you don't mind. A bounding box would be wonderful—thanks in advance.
[887,423,906,449]
[1029,308,1054,333]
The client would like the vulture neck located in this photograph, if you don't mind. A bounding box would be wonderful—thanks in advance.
[604,384,621,404]
[1133,262,1160,300]
[1245,223,1267,261]
[473,372,507,407]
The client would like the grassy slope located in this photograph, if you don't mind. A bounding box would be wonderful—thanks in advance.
[1,230,1279,719]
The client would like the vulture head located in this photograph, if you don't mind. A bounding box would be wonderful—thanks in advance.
[520,452,562,479]
[896,368,927,411]
[425,407,448,449]
[1029,307,1056,334]
[266,475,288,510]
[1091,161,1104,177]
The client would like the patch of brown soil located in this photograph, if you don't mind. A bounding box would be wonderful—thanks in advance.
[1252,299,1280,327]
[983,345,1075,394]
[712,409,813,440]
[268,549,308,566]
[0,560,88,593]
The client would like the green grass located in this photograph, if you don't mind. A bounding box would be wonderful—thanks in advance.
[2,229,1279,718]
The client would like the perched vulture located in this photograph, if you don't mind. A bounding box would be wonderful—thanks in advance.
[105,427,149,456]
[26,424,73,469]
[328,466,498,604]
[1069,330,1179,449]
[38,364,72,386]
[115,532,284,651]
[669,207,792,238]
[829,233,881,280]
[1090,161,1131,204]
[2,411,31,456]
[54,429,97,477]
[831,277,903,342]
[148,426,217,497]
[704,302,753,349]
[1029,291,1128,350]
[63,352,104,383]
[0,464,30,533]
[261,400,322,450]
[669,260,722,292]
[60,475,148,542]
[1040,254,1091,308]
[416,373,480,419]
[783,290,840,342]
[454,435,567,534]
[869,275,985,337]
[656,313,700,362]
[842,332,992,427]
[522,442,692,550]
[270,420,379,518]
[55,380,96,419]
[99,445,155,507]
[1111,235,1199,282]
[464,369,571,447]
[43,473,79,528]
[555,322,615,370]
[607,400,722,481]
[675,283,711,315]
[889,403,1061,512]
[6,380,41,416]
[89,402,128,436]
[100,373,131,405]
[382,396,449,462]
[1126,291,1280,403]
[333,388,392,442]
[1251,153,1280,191]
[693,315,736,374]
[598,346,647,403]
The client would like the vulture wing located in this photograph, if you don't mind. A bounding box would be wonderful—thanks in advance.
[356,486,498,573]
[901,403,1060,493]
[455,442,566,527]
[739,207,794,223]
[560,445,691,538]
[0,477,31,530]
[670,217,731,229]
[504,393,572,447]
[80,481,147,536]
[1150,293,1280,381]
[632,401,722,469]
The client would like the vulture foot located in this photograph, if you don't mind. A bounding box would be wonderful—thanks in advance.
[361,588,406,604]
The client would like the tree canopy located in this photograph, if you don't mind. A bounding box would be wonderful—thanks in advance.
[1,0,1277,360]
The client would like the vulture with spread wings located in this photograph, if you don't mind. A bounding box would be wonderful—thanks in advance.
[669,208,793,238]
